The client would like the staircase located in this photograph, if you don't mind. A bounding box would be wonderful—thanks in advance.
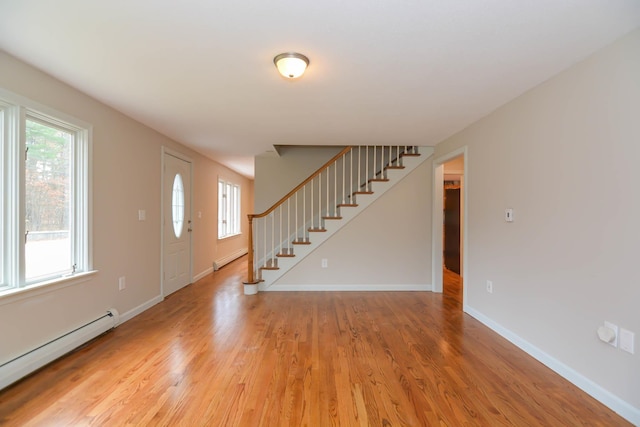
[244,145,433,294]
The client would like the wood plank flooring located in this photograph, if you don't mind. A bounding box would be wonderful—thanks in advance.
[0,258,629,426]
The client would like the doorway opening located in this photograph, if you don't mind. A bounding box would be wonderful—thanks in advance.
[161,147,193,297]
[432,147,467,310]
[443,157,463,304]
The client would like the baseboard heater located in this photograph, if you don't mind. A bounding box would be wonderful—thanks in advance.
[213,248,248,271]
[0,308,119,390]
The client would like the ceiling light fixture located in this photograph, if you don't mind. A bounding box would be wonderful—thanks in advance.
[273,52,309,79]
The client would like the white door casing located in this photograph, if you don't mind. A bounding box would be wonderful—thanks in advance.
[162,150,192,297]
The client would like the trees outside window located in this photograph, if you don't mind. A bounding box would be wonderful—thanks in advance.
[25,119,73,281]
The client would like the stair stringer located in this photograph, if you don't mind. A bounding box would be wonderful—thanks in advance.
[258,147,434,291]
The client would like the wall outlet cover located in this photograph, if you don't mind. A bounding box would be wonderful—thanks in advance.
[619,328,634,354]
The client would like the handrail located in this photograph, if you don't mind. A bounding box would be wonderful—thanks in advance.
[248,146,353,220]
[245,145,352,285]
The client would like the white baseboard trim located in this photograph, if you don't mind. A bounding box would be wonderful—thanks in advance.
[214,248,248,271]
[465,306,640,426]
[117,295,163,325]
[193,267,213,283]
[264,284,432,292]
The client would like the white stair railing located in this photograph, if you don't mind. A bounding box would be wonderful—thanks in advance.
[245,145,419,285]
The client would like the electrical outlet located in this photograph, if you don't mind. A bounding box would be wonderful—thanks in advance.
[620,329,635,354]
[604,321,618,347]
[321,258,328,268]
[118,276,126,290]
[486,280,493,294]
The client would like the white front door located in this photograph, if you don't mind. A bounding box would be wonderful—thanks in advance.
[163,151,192,296]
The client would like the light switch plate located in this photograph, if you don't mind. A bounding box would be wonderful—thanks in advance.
[505,208,514,222]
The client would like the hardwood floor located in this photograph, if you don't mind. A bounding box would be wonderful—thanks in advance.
[0,258,629,426]
[443,268,463,306]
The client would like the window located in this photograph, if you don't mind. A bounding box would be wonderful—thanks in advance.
[1,89,91,293]
[172,173,185,238]
[218,179,241,239]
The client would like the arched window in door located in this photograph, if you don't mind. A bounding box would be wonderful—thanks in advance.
[172,173,185,238]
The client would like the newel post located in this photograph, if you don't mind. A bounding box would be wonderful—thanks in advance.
[243,214,259,295]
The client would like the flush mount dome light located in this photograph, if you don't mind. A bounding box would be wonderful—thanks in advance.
[274,52,309,79]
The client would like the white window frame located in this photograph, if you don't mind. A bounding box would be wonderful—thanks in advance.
[218,178,241,239]
[0,88,93,297]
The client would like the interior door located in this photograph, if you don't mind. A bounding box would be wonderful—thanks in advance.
[443,188,461,274]
[163,152,192,296]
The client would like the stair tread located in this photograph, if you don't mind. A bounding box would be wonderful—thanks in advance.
[385,165,405,170]
[368,178,389,183]
[292,240,311,245]
[308,228,327,232]
[276,253,295,257]
[260,266,279,270]
[323,216,342,220]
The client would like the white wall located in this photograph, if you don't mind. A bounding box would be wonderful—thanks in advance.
[434,29,640,416]
[254,146,344,212]
[274,160,432,288]
[0,51,253,366]
[444,157,464,176]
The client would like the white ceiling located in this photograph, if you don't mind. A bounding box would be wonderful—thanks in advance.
[1,1,639,178]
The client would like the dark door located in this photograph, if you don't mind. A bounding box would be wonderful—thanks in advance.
[443,188,461,274]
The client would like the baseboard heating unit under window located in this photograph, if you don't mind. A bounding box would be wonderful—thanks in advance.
[0,309,119,390]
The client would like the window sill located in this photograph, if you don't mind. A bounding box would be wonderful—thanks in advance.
[218,232,242,241]
[0,270,98,307]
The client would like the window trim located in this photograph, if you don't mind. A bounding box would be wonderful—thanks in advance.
[0,88,94,297]
[0,270,98,307]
